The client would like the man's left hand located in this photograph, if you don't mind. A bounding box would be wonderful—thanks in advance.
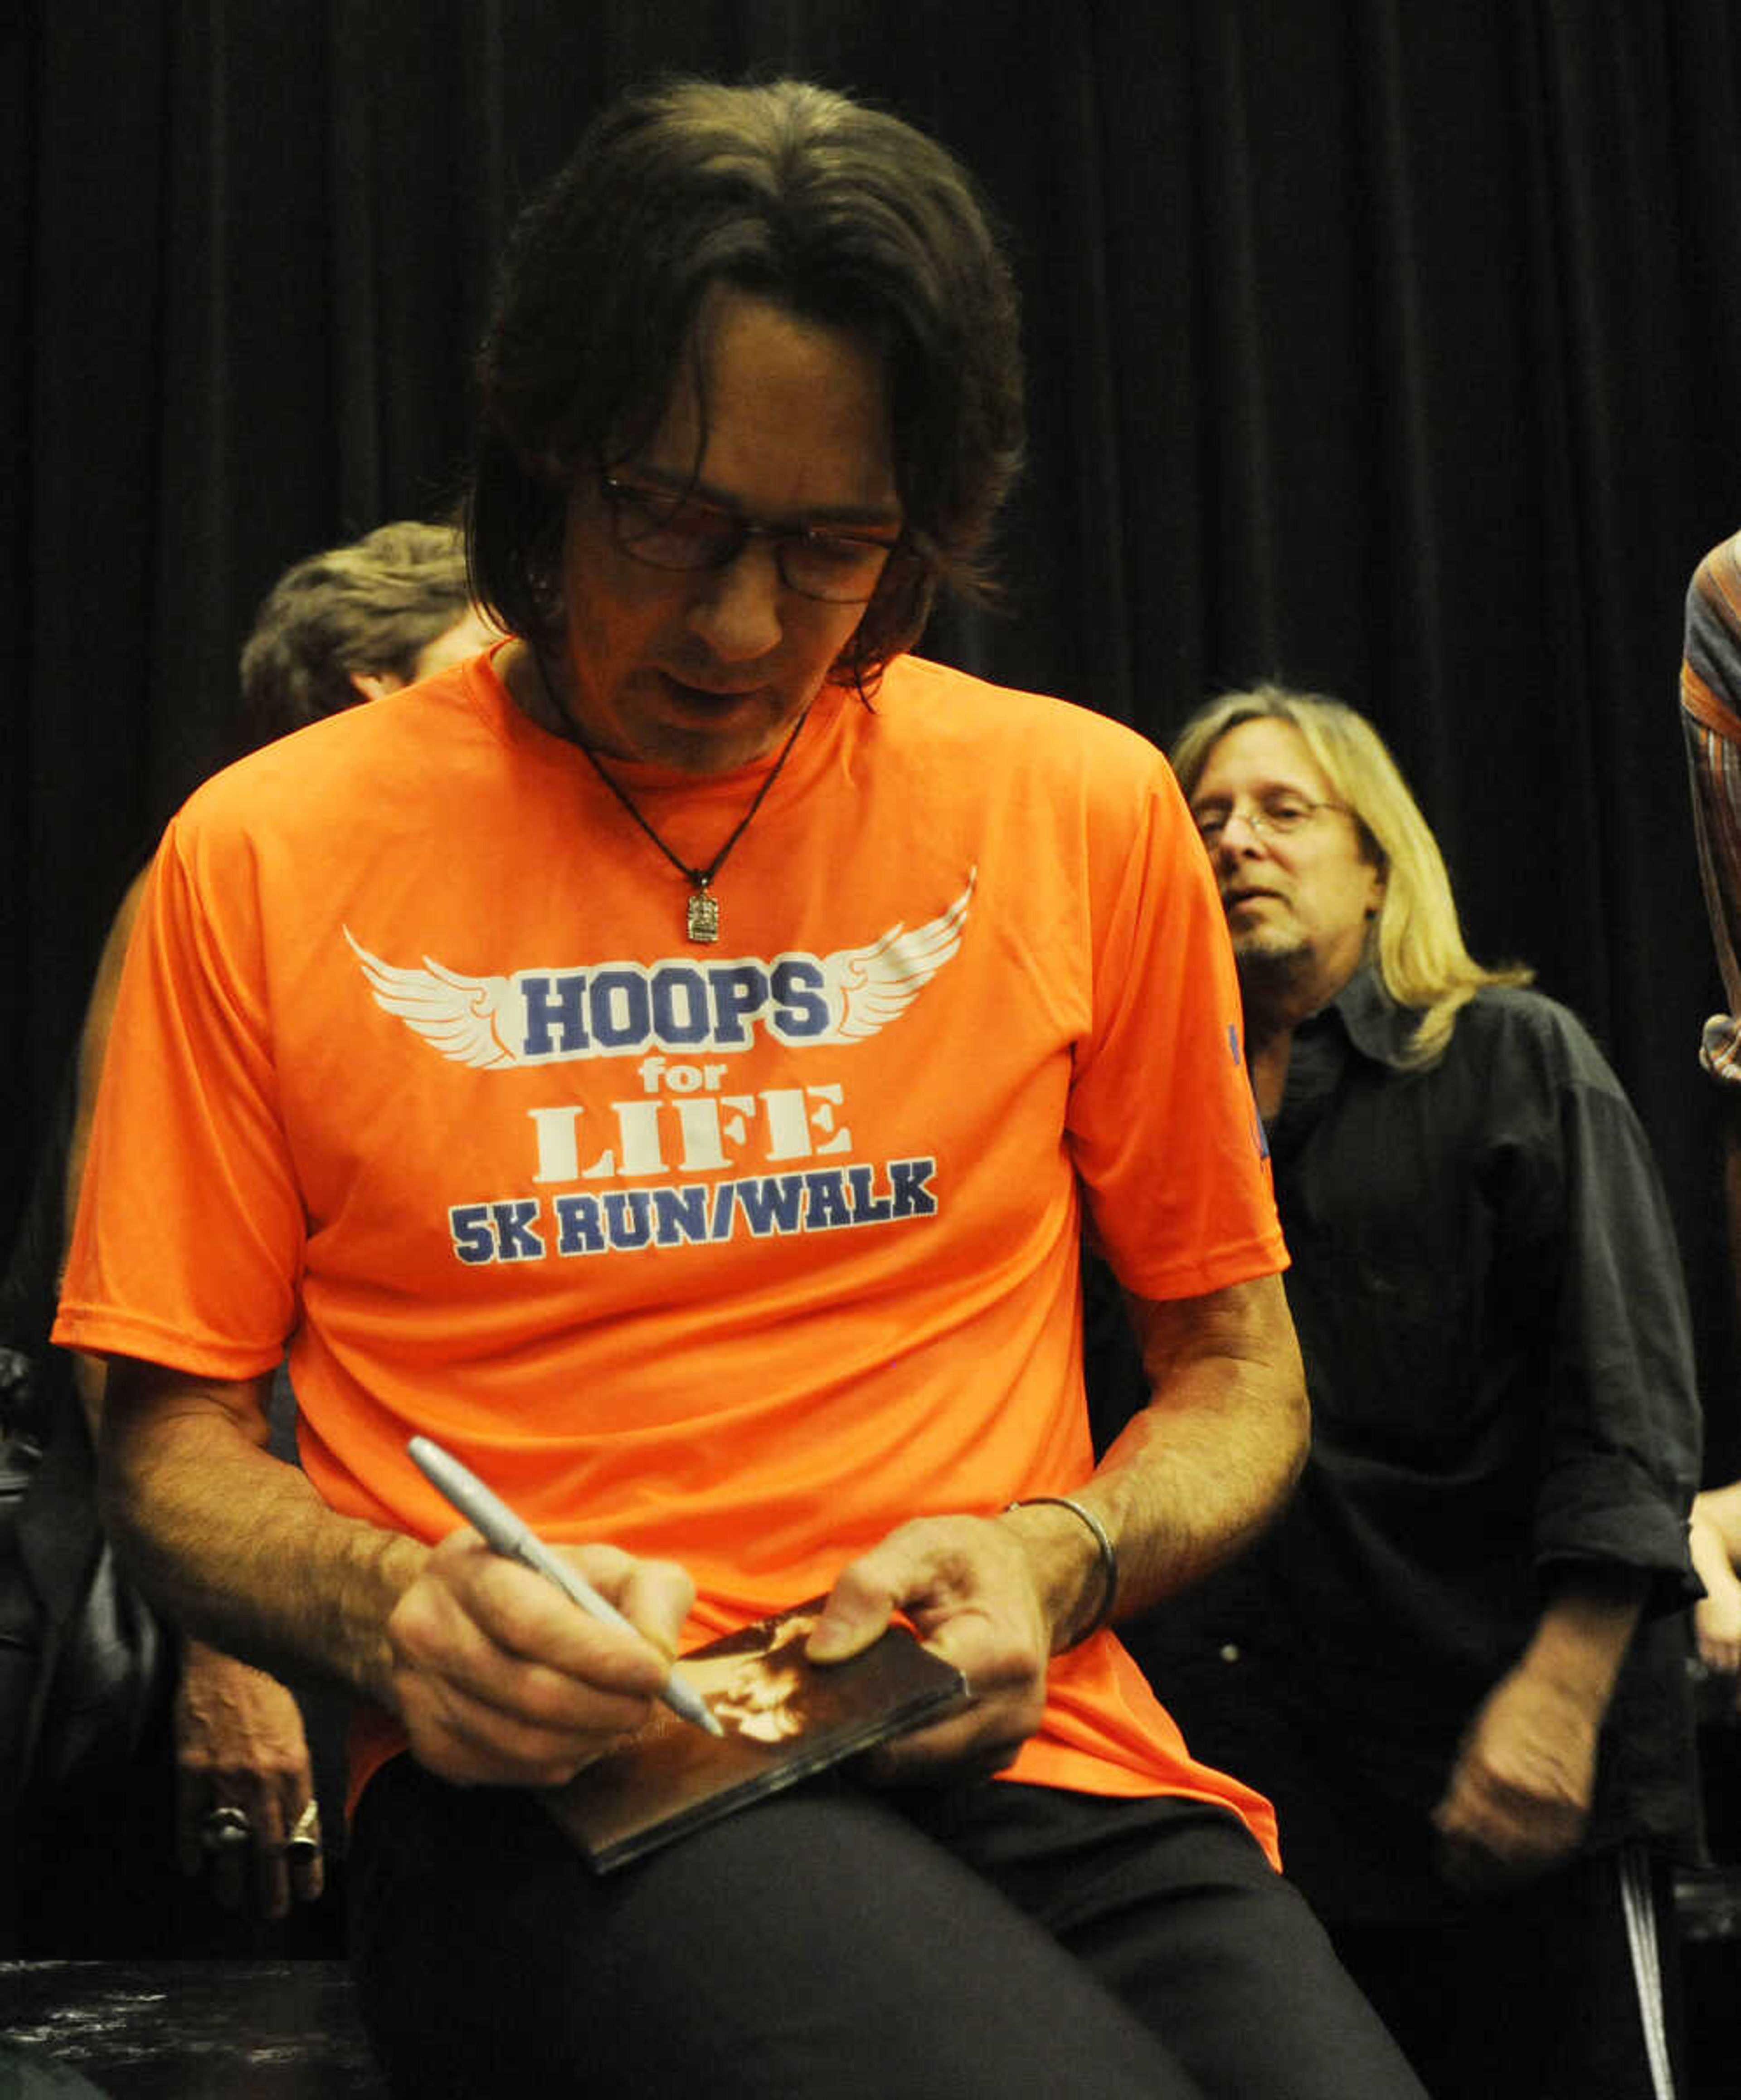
[174,1641,325,1920]
[805,1514,1053,1781]
[1430,1664,1599,1891]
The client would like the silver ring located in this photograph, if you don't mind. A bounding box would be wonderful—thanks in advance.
[200,1805,253,1854]
[285,1800,323,1858]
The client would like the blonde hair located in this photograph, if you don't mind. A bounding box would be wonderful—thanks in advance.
[1171,684,1532,1067]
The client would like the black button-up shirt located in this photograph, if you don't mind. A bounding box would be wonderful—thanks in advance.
[1102,968,1703,1920]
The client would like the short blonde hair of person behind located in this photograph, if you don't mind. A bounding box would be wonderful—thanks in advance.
[1170,684,1532,1069]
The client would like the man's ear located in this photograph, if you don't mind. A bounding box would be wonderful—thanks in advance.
[349,670,404,703]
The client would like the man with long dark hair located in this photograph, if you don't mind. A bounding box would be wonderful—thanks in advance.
[59,83,1423,2095]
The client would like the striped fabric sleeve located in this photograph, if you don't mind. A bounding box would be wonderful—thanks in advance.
[1680,531,1741,1084]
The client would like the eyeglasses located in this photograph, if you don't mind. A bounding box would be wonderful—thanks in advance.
[1191,796,1352,847]
[599,473,904,604]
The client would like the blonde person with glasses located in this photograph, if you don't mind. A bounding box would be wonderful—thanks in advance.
[1099,684,1703,2100]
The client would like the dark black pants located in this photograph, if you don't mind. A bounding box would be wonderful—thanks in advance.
[349,1760,1427,2098]
[1327,1843,1683,2100]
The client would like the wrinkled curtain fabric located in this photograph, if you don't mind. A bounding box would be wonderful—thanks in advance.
[9,0,1741,1456]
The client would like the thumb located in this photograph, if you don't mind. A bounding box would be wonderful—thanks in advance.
[806,1564,894,1664]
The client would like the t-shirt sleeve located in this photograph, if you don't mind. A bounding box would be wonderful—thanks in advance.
[1067,749,1285,1302]
[53,803,306,1376]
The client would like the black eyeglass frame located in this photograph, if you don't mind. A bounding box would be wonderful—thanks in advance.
[598,470,908,605]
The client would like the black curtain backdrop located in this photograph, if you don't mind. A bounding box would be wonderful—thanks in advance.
[9,2,1741,1467]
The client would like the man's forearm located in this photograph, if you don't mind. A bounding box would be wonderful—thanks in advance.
[1694,1480,1741,1561]
[100,1359,427,1707]
[1011,1272,1307,1646]
[71,1352,105,1442]
[1513,1567,1647,1714]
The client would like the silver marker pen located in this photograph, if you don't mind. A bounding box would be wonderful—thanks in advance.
[407,1435,724,1739]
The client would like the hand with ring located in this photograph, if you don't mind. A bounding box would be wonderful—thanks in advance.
[285,1798,324,1862]
[199,1804,254,1853]
[176,1641,326,1919]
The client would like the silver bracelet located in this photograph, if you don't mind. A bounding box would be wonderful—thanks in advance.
[1005,1494,1118,1646]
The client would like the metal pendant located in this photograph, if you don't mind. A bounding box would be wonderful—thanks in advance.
[686,886,720,944]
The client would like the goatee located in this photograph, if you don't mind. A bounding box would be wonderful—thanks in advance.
[1233,937,1314,1029]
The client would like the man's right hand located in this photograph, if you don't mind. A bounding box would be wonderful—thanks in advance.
[385,1528,696,1786]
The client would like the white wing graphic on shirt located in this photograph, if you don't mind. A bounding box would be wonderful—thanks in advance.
[804,871,977,1043]
[343,928,524,1069]
[344,870,975,1065]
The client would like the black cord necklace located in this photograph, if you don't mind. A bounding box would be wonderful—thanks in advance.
[530,651,811,945]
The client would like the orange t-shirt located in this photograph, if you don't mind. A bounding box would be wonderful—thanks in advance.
[56,648,1286,1854]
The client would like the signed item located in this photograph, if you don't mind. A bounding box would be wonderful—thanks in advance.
[543,1601,968,1871]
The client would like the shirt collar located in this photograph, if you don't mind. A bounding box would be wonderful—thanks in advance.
[1306,962,1420,1071]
